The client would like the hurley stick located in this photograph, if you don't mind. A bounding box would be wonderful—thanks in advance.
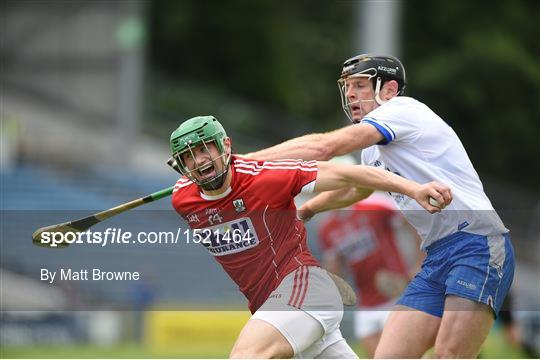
[32,186,174,248]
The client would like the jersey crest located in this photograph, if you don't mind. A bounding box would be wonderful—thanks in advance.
[232,198,246,213]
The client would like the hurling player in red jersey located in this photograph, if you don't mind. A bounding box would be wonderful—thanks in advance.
[318,191,424,357]
[167,116,451,359]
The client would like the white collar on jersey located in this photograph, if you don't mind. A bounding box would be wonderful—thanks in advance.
[199,186,232,201]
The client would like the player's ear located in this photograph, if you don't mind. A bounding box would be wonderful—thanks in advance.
[224,137,232,153]
[382,80,399,100]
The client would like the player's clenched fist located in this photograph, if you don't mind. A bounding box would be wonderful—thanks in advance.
[413,181,452,213]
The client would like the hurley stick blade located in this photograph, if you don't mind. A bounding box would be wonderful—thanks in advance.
[32,215,101,248]
[32,186,174,249]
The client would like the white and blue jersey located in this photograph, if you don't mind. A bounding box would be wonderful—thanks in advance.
[360,96,507,248]
[360,96,514,316]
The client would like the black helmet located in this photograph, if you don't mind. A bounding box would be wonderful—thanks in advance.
[338,54,407,122]
[339,54,407,95]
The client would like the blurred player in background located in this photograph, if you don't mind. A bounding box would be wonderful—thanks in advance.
[318,191,423,357]
[168,115,450,358]
[246,53,515,358]
[496,294,539,359]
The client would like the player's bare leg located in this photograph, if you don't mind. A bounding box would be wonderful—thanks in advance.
[374,305,440,358]
[361,332,381,358]
[229,319,294,358]
[433,295,494,358]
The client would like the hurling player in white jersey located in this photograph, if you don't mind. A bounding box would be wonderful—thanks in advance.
[245,54,515,358]
[168,115,450,359]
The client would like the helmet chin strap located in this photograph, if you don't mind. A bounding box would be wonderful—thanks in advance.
[374,77,387,105]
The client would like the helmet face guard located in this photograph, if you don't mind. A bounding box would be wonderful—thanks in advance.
[338,54,406,123]
[338,71,379,123]
[169,116,231,191]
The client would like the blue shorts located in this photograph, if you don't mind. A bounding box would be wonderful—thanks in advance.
[397,231,514,318]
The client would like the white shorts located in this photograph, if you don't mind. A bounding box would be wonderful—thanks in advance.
[251,266,346,357]
[353,300,395,339]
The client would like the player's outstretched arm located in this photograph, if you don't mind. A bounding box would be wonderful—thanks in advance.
[244,123,383,161]
[311,161,452,214]
[297,187,373,222]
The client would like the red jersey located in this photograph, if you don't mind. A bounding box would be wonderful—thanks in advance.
[318,195,409,307]
[172,156,320,313]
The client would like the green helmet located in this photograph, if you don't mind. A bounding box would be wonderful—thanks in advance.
[169,116,231,190]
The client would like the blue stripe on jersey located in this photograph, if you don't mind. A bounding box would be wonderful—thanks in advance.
[385,122,397,140]
[362,118,393,145]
